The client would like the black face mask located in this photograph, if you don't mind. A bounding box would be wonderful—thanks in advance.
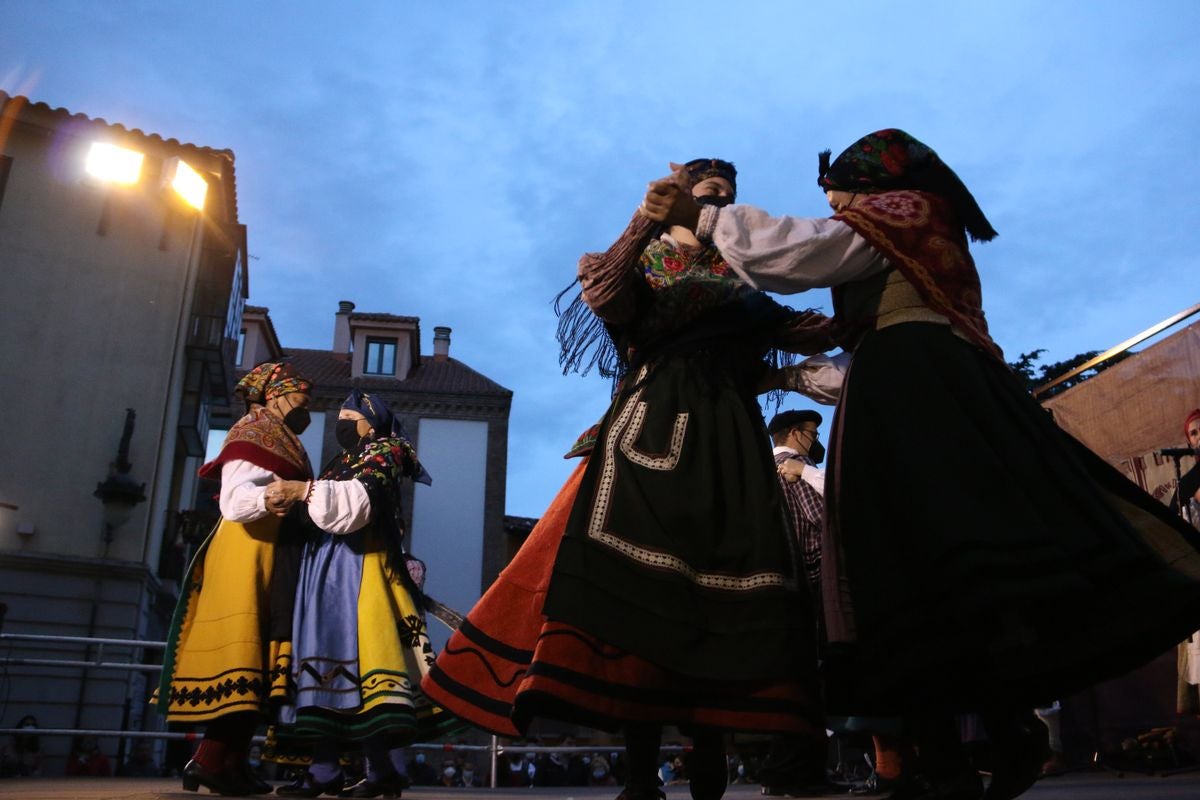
[335,419,365,452]
[808,440,825,465]
[694,194,734,208]
[283,407,311,435]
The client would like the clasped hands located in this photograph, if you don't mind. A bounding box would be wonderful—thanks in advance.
[777,459,806,484]
[264,477,309,517]
[637,163,702,229]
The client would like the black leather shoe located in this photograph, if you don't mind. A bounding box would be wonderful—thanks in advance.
[276,771,345,797]
[338,771,411,798]
[182,759,240,795]
[231,761,272,794]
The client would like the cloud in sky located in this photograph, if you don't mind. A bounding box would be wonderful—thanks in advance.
[4,0,1199,514]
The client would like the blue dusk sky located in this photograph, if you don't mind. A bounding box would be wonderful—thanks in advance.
[3,1,1198,516]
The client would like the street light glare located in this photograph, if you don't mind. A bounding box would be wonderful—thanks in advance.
[85,142,144,185]
[169,159,208,211]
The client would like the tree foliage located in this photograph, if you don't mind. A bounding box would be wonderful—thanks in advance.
[1009,348,1133,398]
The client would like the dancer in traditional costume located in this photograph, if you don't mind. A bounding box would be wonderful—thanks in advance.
[642,129,1200,800]
[158,361,315,796]
[265,390,455,798]
[425,159,835,800]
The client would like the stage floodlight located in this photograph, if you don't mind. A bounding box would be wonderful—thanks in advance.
[85,142,144,185]
[166,158,208,211]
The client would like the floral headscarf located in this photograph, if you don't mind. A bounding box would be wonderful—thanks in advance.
[684,158,737,196]
[341,389,432,485]
[235,361,312,408]
[818,128,997,242]
[342,389,403,439]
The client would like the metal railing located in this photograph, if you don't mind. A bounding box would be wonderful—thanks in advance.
[1,633,163,672]
[0,632,691,789]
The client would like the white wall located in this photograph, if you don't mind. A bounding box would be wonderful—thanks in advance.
[410,418,488,651]
[296,411,326,474]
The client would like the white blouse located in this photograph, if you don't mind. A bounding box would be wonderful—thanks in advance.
[701,204,888,293]
[217,459,372,534]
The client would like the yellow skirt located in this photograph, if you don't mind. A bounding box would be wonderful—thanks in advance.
[158,515,289,723]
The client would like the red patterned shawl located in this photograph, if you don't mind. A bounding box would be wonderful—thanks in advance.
[834,190,1004,362]
[198,406,312,481]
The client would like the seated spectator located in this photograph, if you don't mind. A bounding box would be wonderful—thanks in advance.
[407,751,437,786]
[563,737,589,786]
[117,740,160,777]
[497,752,532,787]
[439,758,461,786]
[667,755,687,784]
[587,754,617,786]
[534,751,569,786]
[65,736,112,777]
[11,715,41,777]
[460,759,483,787]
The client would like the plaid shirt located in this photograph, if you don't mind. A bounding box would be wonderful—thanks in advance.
[774,450,824,593]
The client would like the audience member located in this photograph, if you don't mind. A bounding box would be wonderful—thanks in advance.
[11,715,41,777]
[117,740,160,778]
[408,751,437,786]
[65,736,112,777]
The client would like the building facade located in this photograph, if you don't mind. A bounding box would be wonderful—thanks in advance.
[0,93,246,771]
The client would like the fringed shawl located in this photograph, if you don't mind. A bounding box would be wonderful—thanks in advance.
[557,211,835,406]
[198,406,312,482]
[833,190,1004,362]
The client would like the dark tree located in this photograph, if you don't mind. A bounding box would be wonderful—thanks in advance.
[1008,348,1132,398]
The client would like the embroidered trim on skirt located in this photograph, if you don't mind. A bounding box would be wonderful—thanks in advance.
[157,516,290,722]
[271,528,458,747]
[544,356,813,682]
[423,459,822,737]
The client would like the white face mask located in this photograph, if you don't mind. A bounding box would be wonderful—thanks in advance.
[444,767,457,778]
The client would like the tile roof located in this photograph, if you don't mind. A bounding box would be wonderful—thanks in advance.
[0,92,233,157]
[283,348,511,398]
[350,312,420,324]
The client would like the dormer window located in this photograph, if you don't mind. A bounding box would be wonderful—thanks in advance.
[364,337,398,375]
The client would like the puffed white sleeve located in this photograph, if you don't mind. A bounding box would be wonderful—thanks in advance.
[218,460,274,522]
[782,352,852,406]
[702,204,886,293]
[306,479,373,535]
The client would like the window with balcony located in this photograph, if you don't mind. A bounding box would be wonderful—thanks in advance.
[364,337,397,375]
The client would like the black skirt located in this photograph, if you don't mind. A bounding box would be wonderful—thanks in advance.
[823,322,1200,714]
[543,352,812,683]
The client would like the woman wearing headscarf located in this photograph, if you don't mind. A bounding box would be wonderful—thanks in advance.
[265,390,455,798]
[643,129,1200,800]
[158,361,315,796]
[424,158,834,800]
